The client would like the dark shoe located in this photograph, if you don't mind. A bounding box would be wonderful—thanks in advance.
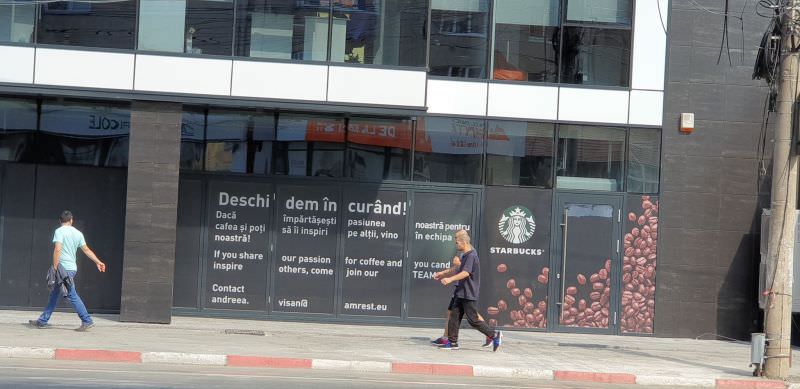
[28,319,48,329]
[430,337,447,346]
[438,340,459,350]
[482,335,492,347]
[74,322,95,332]
[492,330,503,352]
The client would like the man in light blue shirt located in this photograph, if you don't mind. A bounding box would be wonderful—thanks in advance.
[30,210,106,332]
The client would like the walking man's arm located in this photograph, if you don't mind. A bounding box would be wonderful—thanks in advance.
[52,242,62,269]
[433,255,461,280]
[441,270,470,285]
[81,245,106,272]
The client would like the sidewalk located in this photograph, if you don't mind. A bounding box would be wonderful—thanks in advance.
[0,309,797,388]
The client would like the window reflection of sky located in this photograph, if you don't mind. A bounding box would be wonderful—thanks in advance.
[565,203,613,218]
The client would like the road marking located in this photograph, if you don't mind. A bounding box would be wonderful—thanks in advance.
[0,364,561,388]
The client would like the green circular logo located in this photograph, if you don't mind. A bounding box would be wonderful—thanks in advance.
[498,206,536,244]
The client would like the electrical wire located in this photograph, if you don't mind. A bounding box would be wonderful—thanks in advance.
[753,9,782,111]
[655,0,668,35]
[718,0,733,66]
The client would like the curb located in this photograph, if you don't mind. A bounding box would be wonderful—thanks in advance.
[0,346,790,388]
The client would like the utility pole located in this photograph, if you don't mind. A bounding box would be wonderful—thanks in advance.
[764,0,800,380]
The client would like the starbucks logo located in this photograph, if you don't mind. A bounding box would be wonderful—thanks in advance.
[498,206,535,244]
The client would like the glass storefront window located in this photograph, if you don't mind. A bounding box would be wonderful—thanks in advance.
[486,120,553,187]
[560,27,630,87]
[627,128,661,194]
[0,97,37,162]
[37,1,136,49]
[180,109,205,171]
[0,2,34,43]
[345,117,412,181]
[234,0,330,60]
[205,110,274,173]
[139,0,234,56]
[413,116,484,184]
[330,0,426,66]
[566,0,632,25]
[37,100,130,167]
[492,0,559,83]
[429,0,489,78]
[556,125,624,191]
[274,114,345,177]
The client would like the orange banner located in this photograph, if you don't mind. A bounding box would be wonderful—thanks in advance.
[305,119,346,143]
[347,120,413,149]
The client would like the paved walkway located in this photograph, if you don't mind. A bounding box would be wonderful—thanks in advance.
[0,309,797,388]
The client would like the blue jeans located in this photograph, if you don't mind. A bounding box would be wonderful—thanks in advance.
[38,270,92,325]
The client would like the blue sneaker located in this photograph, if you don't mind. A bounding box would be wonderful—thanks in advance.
[492,331,502,352]
[482,335,492,347]
[439,340,460,350]
[430,337,447,346]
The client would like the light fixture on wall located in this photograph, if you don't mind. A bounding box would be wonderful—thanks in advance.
[680,113,694,134]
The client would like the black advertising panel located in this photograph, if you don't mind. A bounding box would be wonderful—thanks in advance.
[174,178,203,308]
[273,185,340,314]
[407,192,475,319]
[621,194,659,334]
[340,189,407,317]
[204,181,272,311]
[481,187,552,329]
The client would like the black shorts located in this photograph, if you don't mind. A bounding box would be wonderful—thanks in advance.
[447,296,458,311]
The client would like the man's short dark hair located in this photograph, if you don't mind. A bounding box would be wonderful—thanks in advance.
[60,210,73,223]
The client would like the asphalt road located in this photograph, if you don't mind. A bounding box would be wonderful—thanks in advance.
[0,359,684,389]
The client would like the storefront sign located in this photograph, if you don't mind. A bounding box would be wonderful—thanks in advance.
[273,185,340,314]
[407,192,475,319]
[204,181,272,310]
[340,189,407,317]
[481,187,552,329]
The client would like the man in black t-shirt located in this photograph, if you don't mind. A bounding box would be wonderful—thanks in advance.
[432,252,490,347]
[437,230,502,351]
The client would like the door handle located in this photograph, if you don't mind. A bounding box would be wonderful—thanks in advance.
[560,209,568,312]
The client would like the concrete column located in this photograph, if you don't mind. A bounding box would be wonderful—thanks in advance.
[120,101,182,323]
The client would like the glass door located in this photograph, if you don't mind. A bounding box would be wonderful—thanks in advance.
[550,193,622,334]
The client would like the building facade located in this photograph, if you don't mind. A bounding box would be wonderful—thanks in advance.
[0,0,767,338]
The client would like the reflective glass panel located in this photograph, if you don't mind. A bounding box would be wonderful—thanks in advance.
[556,125,624,191]
[180,109,205,171]
[275,114,345,177]
[560,27,630,87]
[0,1,34,43]
[566,0,632,25]
[331,0,426,66]
[0,97,37,162]
[205,110,274,173]
[627,128,661,194]
[429,0,490,78]
[234,0,329,60]
[37,100,130,167]
[37,1,136,49]
[492,0,559,82]
[413,116,484,184]
[486,120,553,187]
[138,0,234,56]
[345,117,412,181]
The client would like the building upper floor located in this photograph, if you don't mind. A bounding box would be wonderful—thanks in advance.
[0,0,668,127]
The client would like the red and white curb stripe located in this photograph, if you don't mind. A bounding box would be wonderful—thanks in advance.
[0,346,789,388]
